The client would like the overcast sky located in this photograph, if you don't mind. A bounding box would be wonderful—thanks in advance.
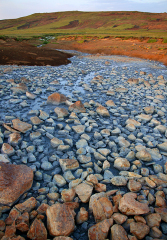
[0,0,167,20]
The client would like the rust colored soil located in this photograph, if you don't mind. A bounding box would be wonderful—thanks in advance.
[49,37,167,67]
[0,37,167,67]
[0,39,72,66]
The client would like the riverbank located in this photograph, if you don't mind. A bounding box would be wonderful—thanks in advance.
[47,37,167,67]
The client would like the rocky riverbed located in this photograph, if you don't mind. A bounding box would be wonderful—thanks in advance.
[0,52,167,240]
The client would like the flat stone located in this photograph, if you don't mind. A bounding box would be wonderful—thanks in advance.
[92,197,113,222]
[158,142,167,152]
[98,148,111,157]
[155,208,167,222]
[94,152,106,161]
[96,106,110,117]
[54,107,69,118]
[146,213,161,228]
[155,125,167,133]
[146,148,162,161]
[77,155,91,164]
[15,197,37,213]
[76,139,88,149]
[136,149,152,162]
[118,137,130,148]
[144,106,154,114]
[12,119,32,133]
[72,125,85,134]
[128,180,142,192]
[111,224,128,240]
[46,203,75,236]
[0,163,33,206]
[130,222,150,239]
[30,116,43,125]
[126,119,141,127]
[59,159,79,172]
[75,182,93,203]
[112,213,127,224]
[1,143,15,156]
[39,110,49,120]
[127,78,139,85]
[26,91,36,100]
[29,132,41,141]
[0,154,10,163]
[8,132,22,146]
[27,218,47,240]
[105,100,116,107]
[51,137,63,148]
[61,188,76,202]
[69,101,86,113]
[11,83,28,94]
[76,207,88,224]
[88,219,113,240]
[119,192,150,215]
[47,93,68,105]
[115,87,128,93]
[111,176,127,186]
[136,114,152,122]
[114,158,130,171]
[53,174,67,187]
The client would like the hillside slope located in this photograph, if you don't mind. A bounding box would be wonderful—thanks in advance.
[0,11,167,38]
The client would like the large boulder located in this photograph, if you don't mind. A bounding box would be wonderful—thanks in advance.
[46,203,75,236]
[0,163,33,206]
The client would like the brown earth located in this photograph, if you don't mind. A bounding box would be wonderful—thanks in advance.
[48,37,167,67]
[0,39,72,66]
[0,37,167,66]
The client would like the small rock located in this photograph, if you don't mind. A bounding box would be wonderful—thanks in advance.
[27,218,47,240]
[76,207,88,224]
[130,222,149,239]
[75,182,93,203]
[12,119,32,133]
[92,197,113,222]
[111,224,128,240]
[119,192,150,215]
[47,93,67,105]
[96,106,110,117]
[88,218,113,240]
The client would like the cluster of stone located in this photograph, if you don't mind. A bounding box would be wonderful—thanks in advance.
[0,173,167,239]
[0,56,167,239]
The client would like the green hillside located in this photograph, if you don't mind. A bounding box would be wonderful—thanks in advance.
[0,11,167,39]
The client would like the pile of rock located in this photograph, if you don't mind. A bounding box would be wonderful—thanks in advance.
[0,55,167,240]
[0,163,167,239]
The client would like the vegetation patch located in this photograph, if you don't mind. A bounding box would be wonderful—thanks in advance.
[147,38,157,43]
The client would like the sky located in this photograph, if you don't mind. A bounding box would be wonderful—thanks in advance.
[0,0,167,20]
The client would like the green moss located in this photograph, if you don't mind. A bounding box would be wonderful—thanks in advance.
[147,38,157,43]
